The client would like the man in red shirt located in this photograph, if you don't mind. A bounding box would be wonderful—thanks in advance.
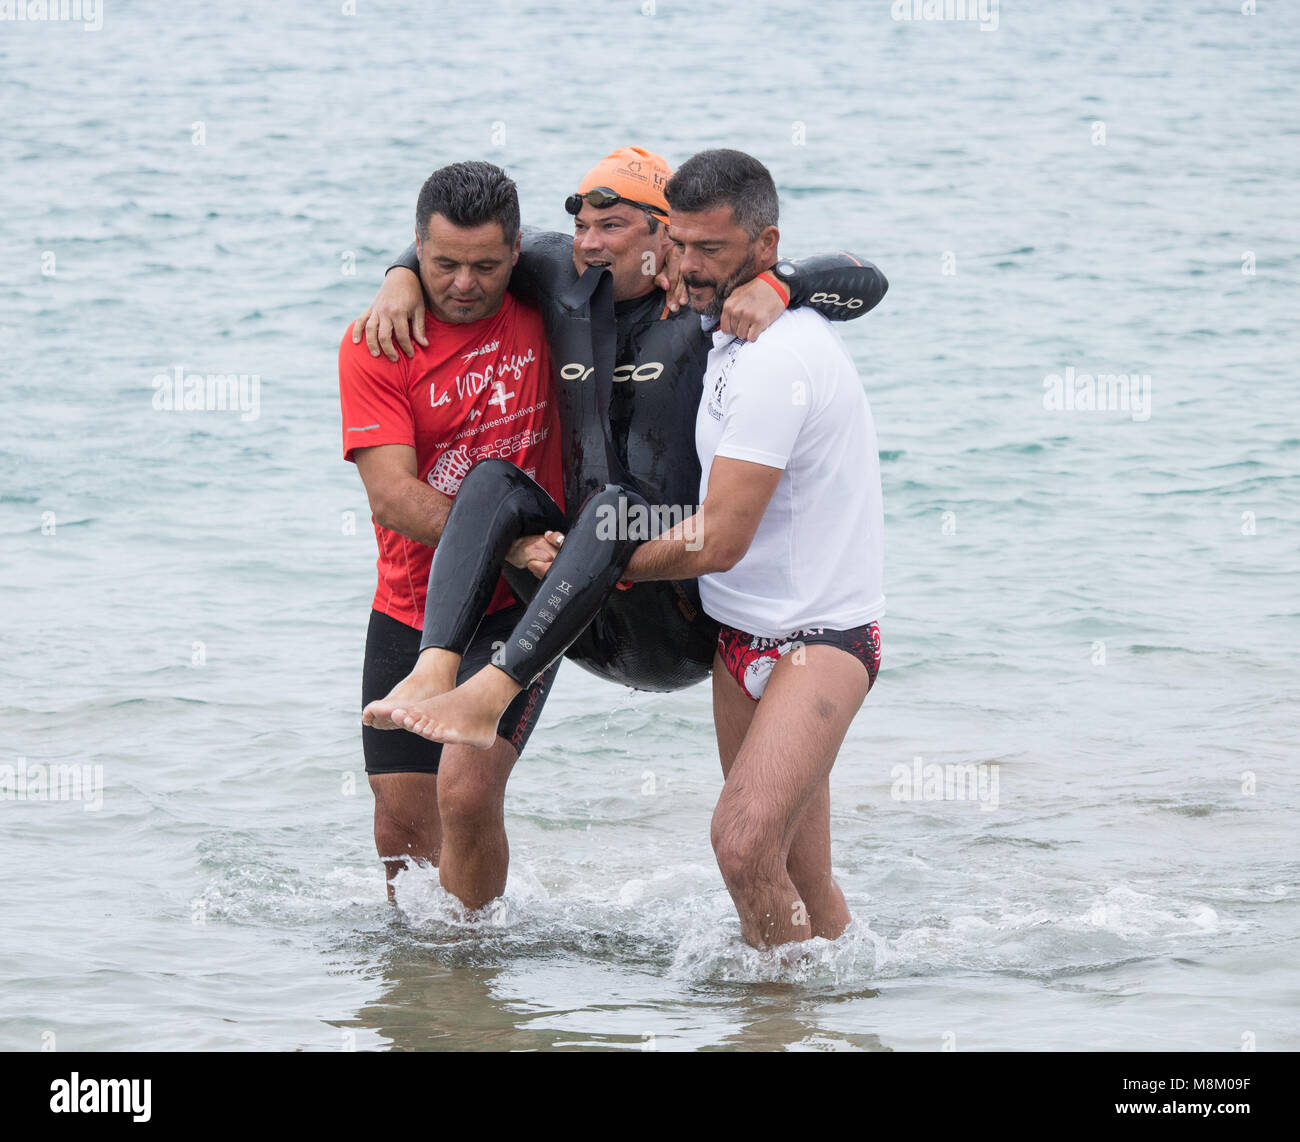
[339,161,564,905]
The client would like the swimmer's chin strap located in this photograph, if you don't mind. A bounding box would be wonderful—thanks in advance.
[558,265,638,497]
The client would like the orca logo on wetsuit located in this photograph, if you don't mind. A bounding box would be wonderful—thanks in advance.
[560,362,666,383]
[807,291,864,310]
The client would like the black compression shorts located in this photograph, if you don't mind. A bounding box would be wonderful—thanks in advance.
[361,607,558,775]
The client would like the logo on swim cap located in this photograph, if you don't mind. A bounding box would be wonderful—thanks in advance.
[577,146,672,223]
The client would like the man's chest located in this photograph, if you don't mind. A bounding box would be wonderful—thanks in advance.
[408,333,545,450]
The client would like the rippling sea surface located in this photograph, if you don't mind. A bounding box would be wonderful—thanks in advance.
[1,1,1297,1051]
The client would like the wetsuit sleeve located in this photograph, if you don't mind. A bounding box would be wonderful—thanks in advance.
[785,253,888,321]
[387,242,420,276]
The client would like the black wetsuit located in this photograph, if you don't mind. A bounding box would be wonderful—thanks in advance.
[391,231,887,692]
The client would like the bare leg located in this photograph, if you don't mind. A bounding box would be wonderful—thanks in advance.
[435,738,519,910]
[369,772,441,902]
[784,779,850,940]
[367,739,520,910]
[710,645,869,947]
[711,653,849,939]
[711,648,757,776]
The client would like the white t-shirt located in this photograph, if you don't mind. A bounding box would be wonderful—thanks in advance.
[695,306,885,637]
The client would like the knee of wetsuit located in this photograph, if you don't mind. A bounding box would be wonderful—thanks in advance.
[495,483,655,689]
[576,482,651,524]
[456,459,554,532]
[570,483,653,566]
[459,457,530,498]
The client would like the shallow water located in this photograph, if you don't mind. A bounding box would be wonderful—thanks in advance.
[1,0,1297,1051]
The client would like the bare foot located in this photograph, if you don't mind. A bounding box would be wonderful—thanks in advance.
[392,666,522,750]
[363,648,460,730]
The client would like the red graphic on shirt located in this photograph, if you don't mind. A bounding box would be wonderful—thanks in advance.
[339,293,562,629]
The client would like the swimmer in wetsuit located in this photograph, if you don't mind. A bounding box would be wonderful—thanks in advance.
[359,146,887,746]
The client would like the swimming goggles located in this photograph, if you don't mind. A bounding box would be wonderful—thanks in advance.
[564,187,666,218]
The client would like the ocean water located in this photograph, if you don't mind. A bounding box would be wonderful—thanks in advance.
[1,0,1297,1051]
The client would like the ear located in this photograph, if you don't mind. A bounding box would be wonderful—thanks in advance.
[757,224,780,264]
[511,229,521,266]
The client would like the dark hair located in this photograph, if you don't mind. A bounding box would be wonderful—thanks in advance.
[665,149,778,238]
[416,161,520,246]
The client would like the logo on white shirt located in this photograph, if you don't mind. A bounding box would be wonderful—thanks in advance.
[707,341,744,421]
[706,374,726,421]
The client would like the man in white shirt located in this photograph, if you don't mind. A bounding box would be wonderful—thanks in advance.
[620,148,886,948]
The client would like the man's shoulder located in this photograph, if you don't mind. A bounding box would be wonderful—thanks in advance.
[495,295,550,367]
[517,227,579,295]
[731,307,826,369]
[498,290,546,329]
[339,322,397,368]
[762,305,835,348]
[521,226,574,263]
[337,321,412,382]
[744,306,851,374]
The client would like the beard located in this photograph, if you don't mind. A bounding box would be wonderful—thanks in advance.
[684,245,761,321]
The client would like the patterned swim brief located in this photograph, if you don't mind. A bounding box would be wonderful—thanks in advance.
[716,621,882,702]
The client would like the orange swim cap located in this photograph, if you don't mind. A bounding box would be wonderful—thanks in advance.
[576,146,673,224]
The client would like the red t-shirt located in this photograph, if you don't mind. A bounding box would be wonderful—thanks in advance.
[339,293,563,630]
